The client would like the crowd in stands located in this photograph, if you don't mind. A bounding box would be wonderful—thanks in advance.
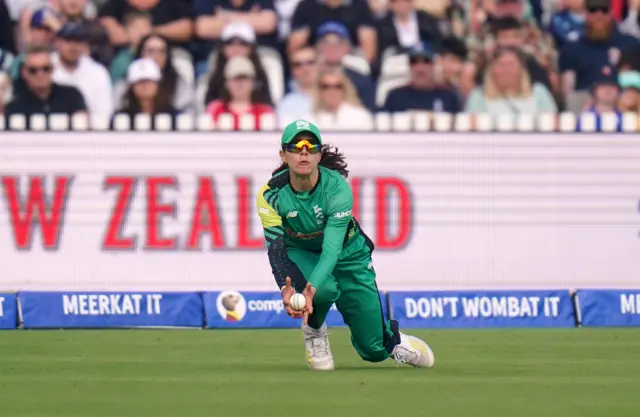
[1,0,640,130]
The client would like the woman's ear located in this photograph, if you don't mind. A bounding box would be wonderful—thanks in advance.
[279,149,286,164]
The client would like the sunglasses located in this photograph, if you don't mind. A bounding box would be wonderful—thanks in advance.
[320,82,344,90]
[292,59,316,68]
[587,6,609,13]
[26,65,53,75]
[283,139,322,154]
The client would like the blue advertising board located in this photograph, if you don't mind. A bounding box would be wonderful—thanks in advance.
[578,290,640,327]
[203,291,388,328]
[0,293,18,329]
[388,290,576,328]
[19,292,204,329]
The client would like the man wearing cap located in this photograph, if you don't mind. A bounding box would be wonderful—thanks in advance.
[51,22,113,116]
[256,119,436,371]
[194,0,277,49]
[288,0,377,63]
[314,21,375,110]
[382,41,460,113]
[559,0,639,113]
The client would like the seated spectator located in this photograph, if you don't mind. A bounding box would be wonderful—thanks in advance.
[376,0,443,58]
[114,34,194,113]
[114,57,178,128]
[98,0,193,48]
[5,44,87,123]
[578,68,622,131]
[617,71,640,114]
[52,23,114,117]
[382,42,460,113]
[194,0,278,49]
[277,46,318,124]
[288,0,377,63]
[315,22,375,111]
[465,47,557,115]
[274,0,305,43]
[203,22,273,106]
[9,6,62,79]
[436,37,470,101]
[0,0,15,54]
[547,0,585,48]
[477,17,551,91]
[302,66,373,129]
[109,11,153,82]
[206,56,275,130]
[559,0,639,113]
[0,70,12,114]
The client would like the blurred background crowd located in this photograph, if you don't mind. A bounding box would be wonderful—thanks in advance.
[1,0,640,130]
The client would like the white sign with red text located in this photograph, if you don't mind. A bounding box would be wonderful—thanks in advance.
[0,133,639,292]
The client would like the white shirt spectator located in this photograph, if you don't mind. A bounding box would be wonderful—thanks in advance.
[52,52,113,116]
[303,103,373,130]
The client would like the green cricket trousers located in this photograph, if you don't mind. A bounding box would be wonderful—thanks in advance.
[287,234,400,362]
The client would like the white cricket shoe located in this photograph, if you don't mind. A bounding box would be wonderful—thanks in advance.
[391,332,435,368]
[302,322,334,371]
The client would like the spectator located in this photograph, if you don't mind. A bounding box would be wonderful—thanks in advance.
[436,37,470,101]
[559,0,639,113]
[465,47,557,115]
[16,6,64,53]
[288,0,377,64]
[578,67,622,131]
[114,57,178,128]
[376,0,443,58]
[109,11,153,82]
[315,21,376,111]
[52,22,114,116]
[0,0,15,54]
[620,0,640,38]
[617,70,640,113]
[194,0,278,48]
[277,46,318,124]
[114,34,194,113]
[56,0,113,66]
[0,70,12,114]
[206,56,275,130]
[274,0,304,43]
[477,17,552,91]
[302,66,373,129]
[203,22,272,107]
[547,0,585,48]
[5,44,87,121]
[98,0,193,48]
[382,42,460,113]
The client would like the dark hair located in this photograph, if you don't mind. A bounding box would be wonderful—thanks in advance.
[133,34,178,108]
[272,145,349,178]
[204,43,272,106]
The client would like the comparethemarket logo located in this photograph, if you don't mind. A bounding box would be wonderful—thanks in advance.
[217,291,247,322]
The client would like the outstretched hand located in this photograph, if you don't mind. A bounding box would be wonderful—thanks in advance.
[301,282,316,325]
[281,277,303,319]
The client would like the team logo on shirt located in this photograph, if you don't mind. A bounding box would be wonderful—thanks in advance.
[313,205,324,225]
[286,211,298,218]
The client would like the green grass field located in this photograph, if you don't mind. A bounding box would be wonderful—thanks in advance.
[0,329,638,417]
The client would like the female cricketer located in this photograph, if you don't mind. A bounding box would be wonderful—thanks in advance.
[256,119,435,371]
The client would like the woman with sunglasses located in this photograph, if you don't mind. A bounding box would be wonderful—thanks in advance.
[255,119,435,371]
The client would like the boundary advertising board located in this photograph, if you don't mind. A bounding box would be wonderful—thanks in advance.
[0,133,639,292]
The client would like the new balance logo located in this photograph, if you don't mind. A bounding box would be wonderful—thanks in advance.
[287,211,298,218]
[259,207,269,215]
[334,210,352,219]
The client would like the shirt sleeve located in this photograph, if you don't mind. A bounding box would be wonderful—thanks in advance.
[98,0,122,19]
[290,1,311,32]
[307,182,353,289]
[256,183,308,291]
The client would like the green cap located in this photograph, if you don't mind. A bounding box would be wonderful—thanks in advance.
[281,119,323,146]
